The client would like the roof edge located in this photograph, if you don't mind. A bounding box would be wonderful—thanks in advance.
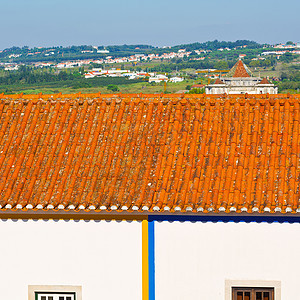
[1,210,300,222]
[0,93,297,105]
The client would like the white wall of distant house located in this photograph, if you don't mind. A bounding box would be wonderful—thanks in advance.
[0,219,142,300]
[155,221,300,300]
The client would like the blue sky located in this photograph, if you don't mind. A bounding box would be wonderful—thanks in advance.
[1,0,299,49]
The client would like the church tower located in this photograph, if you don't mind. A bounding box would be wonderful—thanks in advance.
[205,59,278,94]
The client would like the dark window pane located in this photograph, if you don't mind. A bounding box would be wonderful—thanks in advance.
[237,291,243,300]
[263,292,270,300]
[66,297,71,300]
[59,297,64,300]
[245,292,250,300]
[41,297,46,300]
[256,292,262,300]
[48,297,53,300]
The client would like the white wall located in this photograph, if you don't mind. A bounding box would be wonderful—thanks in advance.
[155,221,300,300]
[0,219,142,300]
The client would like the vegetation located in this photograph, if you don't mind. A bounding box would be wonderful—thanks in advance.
[187,87,205,94]
[0,66,143,94]
[277,65,300,93]
[0,40,265,64]
[107,84,120,92]
[0,40,299,94]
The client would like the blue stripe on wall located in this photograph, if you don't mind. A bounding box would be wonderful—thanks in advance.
[148,214,300,223]
[146,213,300,300]
[148,220,155,300]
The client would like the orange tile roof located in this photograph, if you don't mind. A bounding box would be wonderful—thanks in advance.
[0,93,299,214]
[191,84,205,88]
[214,78,224,84]
[259,78,271,84]
[230,60,251,78]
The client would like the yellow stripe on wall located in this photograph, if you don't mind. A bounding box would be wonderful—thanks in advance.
[142,219,149,300]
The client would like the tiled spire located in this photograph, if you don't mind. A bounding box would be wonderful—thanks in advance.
[227,59,252,78]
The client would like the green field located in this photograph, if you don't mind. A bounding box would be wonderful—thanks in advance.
[0,51,299,95]
[0,76,196,95]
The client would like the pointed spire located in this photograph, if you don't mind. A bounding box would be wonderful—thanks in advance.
[258,78,270,84]
[214,78,224,84]
[227,59,252,78]
[233,60,251,77]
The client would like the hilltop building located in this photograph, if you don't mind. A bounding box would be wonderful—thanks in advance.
[0,93,300,300]
[205,59,278,94]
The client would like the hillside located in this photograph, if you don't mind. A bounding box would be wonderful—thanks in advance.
[0,40,299,94]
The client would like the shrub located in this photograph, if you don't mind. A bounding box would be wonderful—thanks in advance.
[107,84,120,92]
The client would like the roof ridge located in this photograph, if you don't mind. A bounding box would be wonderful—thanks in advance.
[227,59,252,78]
[0,93,297,104]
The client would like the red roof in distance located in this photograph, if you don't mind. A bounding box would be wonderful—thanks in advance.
[214,78,224,84]
[191,84,205,88]
[259,78,271,84]
[233,60,251,78]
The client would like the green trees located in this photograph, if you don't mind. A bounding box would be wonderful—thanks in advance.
[280,53,294,63]
[249,60,260,68]
[107,84,120,92]
[173,40,260,52]
[214,61,229,70]
[0,67,143,93]
[79,67,85,75]
[249,58,273,68]
[187,87,205,94]
[0,66,76,85]
[278,67,300,92]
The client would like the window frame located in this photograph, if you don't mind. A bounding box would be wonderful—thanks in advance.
[232,286,274,300]
[28,285,82,300]
[35,291,76,300]
[225,280,281,300]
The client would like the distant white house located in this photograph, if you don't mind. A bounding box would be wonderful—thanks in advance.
[4,64,19,71]
[84,69,184,83]
[169,76,184,83]
[84,69,130,78]
[149,74,168,83]
[97,50,110,54]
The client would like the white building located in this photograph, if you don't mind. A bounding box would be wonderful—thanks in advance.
[0,93,299,300]
[97,49,110,54]
[205,60,278,94]
[149,74,168,83]
[169,76,184,83]
[84,69,131,78]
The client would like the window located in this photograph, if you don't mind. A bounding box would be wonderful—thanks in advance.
[36,292,76,300]
[225,280,280,300]
[29,285,81,300]
[232,287,274,300]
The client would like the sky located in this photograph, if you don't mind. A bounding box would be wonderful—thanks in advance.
[1,0,299,50]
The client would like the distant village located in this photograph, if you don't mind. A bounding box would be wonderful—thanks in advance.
[1,47,192,71]
[1,43,300,77]
[83,69,184,83]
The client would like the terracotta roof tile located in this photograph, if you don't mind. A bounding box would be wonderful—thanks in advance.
[191,84,205,88]
[0,93,299,213]
[227,59,252,78]
[259,77,271,84]
[214,78,224,84]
